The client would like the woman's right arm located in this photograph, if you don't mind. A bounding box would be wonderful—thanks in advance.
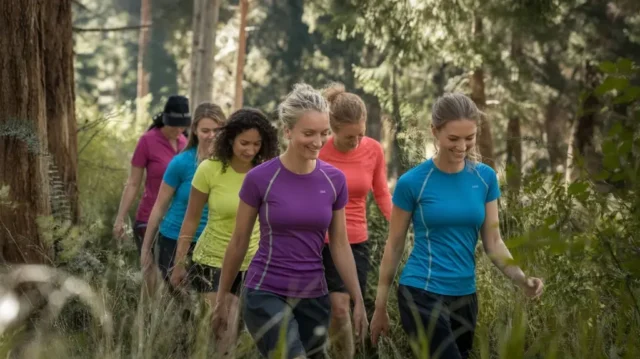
[174,186,208,269]
[113,166,144,238]
[217,200,258,295]
[373,206,412,309]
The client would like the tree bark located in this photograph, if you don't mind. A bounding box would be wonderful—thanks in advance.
[189,0,203,107]
[234,0,249,111]
[365,94,382,142]
[0,0,52,264]
[506,116,522,192]
[191,0,221,107]
[469,16,495,169]
[566,61,601,182]
[390,65,405,177]
[43,0,79,224]
[545,99,567,172]
[135,0,152,125]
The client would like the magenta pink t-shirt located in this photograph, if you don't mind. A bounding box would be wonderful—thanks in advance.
[131,127,187,223]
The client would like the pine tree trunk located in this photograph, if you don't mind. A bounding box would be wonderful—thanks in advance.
[469,16,495,169]
[135,0,152,125]
[43,0,79,224]
[234,0,249,111]
[189,0,203,107]
[192,0,221,107]
[0,0,52,264]
[545,99,567,172]
[506,116,522,192]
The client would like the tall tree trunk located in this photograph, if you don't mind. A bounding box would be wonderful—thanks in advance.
[469,16,495,169]
[234,0,249,111]
[390,65,405,177]
[506,116,522,192]
[506,31,523,192]
[191,0,221,107]
[545,98,567,172]
[43,0,78,224]
[189,0,203,107]
[566,61,600,182]
[0,0,52,264]
[364,94,382,142]
[135,0,152,126]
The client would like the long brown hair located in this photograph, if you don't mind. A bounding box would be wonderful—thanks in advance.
[183,102,226,151]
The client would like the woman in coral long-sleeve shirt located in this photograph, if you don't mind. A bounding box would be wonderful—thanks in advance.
[318,83,392,358]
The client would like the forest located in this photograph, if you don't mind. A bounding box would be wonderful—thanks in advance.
[0,0,639,358]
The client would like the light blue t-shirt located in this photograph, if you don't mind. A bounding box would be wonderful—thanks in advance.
[393,158,500,296]
[159,148,208,240]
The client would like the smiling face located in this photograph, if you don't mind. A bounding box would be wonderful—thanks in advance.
[285,110,331,160]
[432,118,477,164]
[333,120,366,151]
[232,128,262,165]
[195,117,221,150]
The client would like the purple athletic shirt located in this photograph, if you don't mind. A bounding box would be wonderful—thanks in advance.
[239,157,348,298]
[130,127,187,223]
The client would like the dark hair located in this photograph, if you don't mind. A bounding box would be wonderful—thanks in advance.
[184,102,226,151]
[322,82,367,130]
[212,108,279,173]
[147,95,191,131]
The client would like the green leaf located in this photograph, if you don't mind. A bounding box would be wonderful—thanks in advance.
[598,61,617,73]
[616,58,634,74]
[568,181,589,196]
[595,76,630,95]
[613,86,640,104]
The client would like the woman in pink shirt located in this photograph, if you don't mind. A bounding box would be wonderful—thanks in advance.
[318,83,392,358]
[113,95,190,254]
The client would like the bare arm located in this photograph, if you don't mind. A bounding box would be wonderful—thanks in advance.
[374,206,412,309]
[141,182,176,258]
[481,200,526,285]
[114,166,144,224]
[218,200,258,295]
[372,147,392,222]
[174,186,208,268]
[328,208,364,303]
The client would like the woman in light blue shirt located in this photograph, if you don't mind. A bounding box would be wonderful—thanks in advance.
[140,103,226,287]
[370,93,544,359]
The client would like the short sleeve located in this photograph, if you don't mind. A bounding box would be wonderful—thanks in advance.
[392,173,416,213]
[332,174,348,211]
[239,170,262,208]
[131,136,148,168]
[191,160,212,194]
[162,156,182,189]
[485,169,501,203]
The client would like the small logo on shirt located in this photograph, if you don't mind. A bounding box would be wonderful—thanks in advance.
[472,185,479,189]
[320,190,327,194]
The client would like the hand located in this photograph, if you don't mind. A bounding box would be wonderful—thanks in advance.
[170,264,187,291]
[520,277,544,298]
[211,294,229,339]
[141,250,157,290]
[352,299,369,346]
[370,306,390,346]
[113,219,126,239]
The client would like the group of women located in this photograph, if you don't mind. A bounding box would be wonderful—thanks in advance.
[113,84,544,359]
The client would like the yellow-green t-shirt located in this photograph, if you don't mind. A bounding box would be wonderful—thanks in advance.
[191,159,259,270]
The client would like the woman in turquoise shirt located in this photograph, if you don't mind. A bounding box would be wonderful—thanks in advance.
[370,93,544,359]
[140,102,226,288]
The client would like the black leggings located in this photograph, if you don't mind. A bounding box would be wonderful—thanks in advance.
[397,285,478,359]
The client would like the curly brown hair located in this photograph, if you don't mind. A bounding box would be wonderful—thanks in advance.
[211,108,279,173]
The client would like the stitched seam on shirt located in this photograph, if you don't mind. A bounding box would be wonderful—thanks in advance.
[255,167,282,290]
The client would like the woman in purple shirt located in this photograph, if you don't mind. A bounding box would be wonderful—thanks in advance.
[113,95,191,254]
[212,83,368,359]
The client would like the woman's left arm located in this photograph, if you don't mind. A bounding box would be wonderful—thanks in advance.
[481,200,544,298]
[328,208,363,303]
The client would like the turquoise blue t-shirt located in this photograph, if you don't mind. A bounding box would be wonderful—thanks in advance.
[393,158,500,296]
[159,148,208,240]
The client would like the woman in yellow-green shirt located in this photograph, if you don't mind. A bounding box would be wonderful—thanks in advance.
[171,108,279,357]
